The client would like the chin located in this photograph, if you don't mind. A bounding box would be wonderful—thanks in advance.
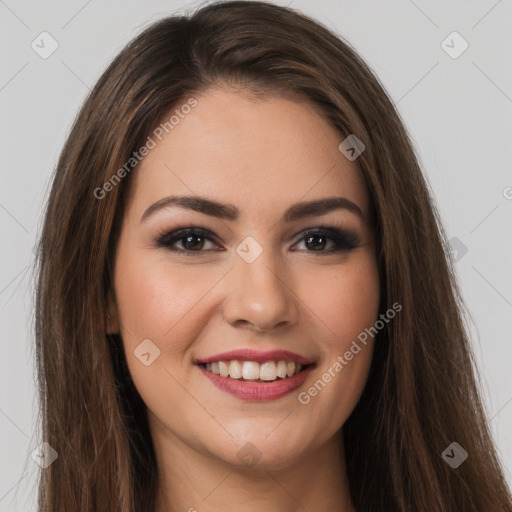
[204,428,312,472]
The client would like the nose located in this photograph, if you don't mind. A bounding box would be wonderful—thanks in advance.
[222,246,299,333]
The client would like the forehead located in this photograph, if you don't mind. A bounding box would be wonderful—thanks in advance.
[127,88,370,222]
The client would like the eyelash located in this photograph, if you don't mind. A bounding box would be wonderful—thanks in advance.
[155,225,360,256]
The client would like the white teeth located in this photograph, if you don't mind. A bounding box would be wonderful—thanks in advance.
[242,361,260,380]
[219,361,230,378]
[260,361,277,381]
[229,360,243,379]
[203,359,308,381]
[276,360,288,379]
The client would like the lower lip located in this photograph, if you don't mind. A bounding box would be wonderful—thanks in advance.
[198,365,314,401]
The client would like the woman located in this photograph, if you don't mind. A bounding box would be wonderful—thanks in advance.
[34,1,512,511]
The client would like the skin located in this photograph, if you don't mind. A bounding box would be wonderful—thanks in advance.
[108,87,380,512]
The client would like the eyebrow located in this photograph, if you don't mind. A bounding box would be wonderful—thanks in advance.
[140,195,365,223]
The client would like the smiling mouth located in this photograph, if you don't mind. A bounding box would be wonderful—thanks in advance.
[199,360,312,382]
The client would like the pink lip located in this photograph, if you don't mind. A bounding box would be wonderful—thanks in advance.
[198,364,315,401]
[195,349,315,365]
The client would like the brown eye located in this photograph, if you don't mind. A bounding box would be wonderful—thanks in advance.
[180,234,205,251]
[156,227,222,255]
[292,227,360,254]
[304,234,328,251]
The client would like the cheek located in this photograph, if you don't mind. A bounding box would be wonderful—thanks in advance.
[113,249,233,410]
[297,252,380,346]
[113,252,214,413]
[293,252,379,418]
[114,248,222,345]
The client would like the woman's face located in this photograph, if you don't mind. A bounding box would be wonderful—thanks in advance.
[109,88,380,471]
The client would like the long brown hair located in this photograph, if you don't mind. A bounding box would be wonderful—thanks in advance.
[33,1,512,510]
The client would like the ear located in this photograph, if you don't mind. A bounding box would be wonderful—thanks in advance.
[106,288,120,334]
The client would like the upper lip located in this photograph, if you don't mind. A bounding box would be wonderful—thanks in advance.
[195,349,315,366]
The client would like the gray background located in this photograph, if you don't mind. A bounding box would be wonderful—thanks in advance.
[1,0,511,509]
